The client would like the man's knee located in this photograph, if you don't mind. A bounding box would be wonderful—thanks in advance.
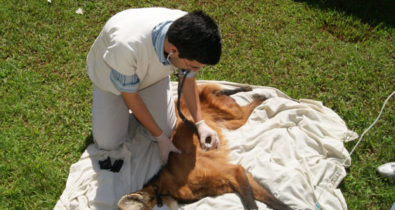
[93,129,126,150]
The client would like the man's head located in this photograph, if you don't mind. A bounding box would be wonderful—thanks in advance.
[167,10,222,66]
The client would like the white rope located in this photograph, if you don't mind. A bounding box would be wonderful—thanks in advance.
[349,91,395,156]
[315,91,394,210]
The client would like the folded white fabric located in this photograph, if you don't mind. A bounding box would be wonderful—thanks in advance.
[55,80,358,210]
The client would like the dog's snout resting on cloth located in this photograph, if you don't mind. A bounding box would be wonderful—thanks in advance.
[118,84,292,210]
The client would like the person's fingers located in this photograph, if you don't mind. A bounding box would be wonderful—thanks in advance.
[161,151,168,164]
[199,134,209,150]
[170,144,182,154]
[213,136,219,149]
[204,135,219,151]
[158,140,169,164]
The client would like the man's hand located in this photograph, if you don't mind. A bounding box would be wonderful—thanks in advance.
[196,120,219,151]
[155,132,181,164]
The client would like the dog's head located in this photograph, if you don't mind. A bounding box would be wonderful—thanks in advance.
[118,191,153,210]
[118,190,177,210]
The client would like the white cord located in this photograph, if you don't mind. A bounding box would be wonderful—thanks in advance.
[349,91,395,156]
[315,90,394,209]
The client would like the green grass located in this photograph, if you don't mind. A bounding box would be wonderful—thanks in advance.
[1,0,393,209]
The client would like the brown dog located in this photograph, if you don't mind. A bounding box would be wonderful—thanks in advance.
[118,84,292,210]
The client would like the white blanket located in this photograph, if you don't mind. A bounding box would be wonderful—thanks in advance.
[55,81,358,210]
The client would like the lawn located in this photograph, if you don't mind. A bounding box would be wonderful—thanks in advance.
[0,0,394,209]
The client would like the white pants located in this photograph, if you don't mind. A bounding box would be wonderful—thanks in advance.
[92,77,176,150]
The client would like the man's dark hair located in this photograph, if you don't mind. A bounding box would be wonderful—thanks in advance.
[167,10,222,65]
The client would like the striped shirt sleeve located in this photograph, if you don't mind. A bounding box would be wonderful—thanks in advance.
[110,69,140,93]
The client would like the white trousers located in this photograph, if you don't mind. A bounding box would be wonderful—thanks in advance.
[92,77,176,150]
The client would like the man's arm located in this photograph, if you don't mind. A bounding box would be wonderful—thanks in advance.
[180,76,202,123]
[121,92,180,163]
[121,92,163,137]
[181,76,219,150]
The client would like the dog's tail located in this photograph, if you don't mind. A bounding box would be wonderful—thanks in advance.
[247,173,293,210]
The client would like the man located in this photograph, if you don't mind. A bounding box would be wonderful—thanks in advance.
[86,8,222,164]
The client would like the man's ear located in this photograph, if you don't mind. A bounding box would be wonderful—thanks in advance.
[170,48,178,55]
[168,43,178,55]
[165,36,179,55]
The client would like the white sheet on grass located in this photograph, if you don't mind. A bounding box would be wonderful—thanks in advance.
[55,80,358,210]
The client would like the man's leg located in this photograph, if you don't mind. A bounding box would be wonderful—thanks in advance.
[92,85,129,150]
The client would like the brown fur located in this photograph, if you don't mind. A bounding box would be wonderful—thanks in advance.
[118,84,292,210]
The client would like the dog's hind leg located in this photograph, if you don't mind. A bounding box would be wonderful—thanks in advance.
[221,94,267,130]
[215,86,253,96]
[232,165,259,210]
[246,173,293,210]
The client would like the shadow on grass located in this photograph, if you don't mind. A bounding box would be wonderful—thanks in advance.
[79,133,94,153]
[295,0,395,27]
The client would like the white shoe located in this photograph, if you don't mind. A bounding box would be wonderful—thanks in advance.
[377,162,395,179]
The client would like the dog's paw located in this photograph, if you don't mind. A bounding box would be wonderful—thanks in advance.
[238,86,253,92]
[252,94,267,102]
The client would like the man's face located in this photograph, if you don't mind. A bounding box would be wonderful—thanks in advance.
[170,54,205,72]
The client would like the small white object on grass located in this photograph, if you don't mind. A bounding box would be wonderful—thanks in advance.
[377,162,395,179]
[75,8,84,15]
